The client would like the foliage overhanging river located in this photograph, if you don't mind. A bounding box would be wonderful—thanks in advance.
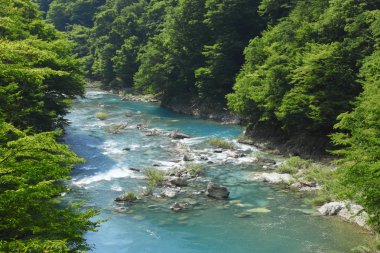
[63,90,372,253]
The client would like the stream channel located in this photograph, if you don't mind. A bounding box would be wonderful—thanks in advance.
[63,90,372,253]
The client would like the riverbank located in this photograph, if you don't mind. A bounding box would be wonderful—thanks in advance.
[117,90,334,160]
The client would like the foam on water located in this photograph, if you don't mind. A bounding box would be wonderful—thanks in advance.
[110,185,123,192]
[85,90,110,97]
[72,166,145,187]
[179,136,208,145]
[99,140,125,156]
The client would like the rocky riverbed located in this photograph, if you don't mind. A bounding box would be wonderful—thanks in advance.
[63,90,374,253]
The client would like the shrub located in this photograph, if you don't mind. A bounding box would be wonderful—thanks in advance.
[276,156,311,174]
[207,138,235,149]
[144,167,165,193]
[186,163,206,177]
[96,112,107,120]
[305,192,333,206]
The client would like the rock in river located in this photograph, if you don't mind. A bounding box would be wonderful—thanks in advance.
[161,189,177,198]
[206,182,230,199]
[170,202,191,212]
[169,130,190,139]
[169,177,188,187]
[318,201,345,216]
[250,172,294,184]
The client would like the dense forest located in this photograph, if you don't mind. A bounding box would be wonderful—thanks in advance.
[0,0,98,251]
[0,0,379,250]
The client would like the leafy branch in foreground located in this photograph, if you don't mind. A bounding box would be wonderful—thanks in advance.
[0,122,100,252]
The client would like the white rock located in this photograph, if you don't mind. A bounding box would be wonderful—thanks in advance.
[319,201,370,229]
[161,189,177,198]
[250,172,294,184]
[318,202,345,215]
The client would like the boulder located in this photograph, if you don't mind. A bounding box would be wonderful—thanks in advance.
[318,202,345,216]
[200,155,208,161]
[337,203,369,228]
[183,154,194,161]
[170,202,191,212]
[161,189,177,198]
[206,182,230,199]
[318,201,370,229]
[251,172,294,184]
[169,177,188,187]
[128,168,141,172]
[115,193,137,203]
[169,131,190,139]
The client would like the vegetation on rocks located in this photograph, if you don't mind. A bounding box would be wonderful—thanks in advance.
[207,138,235,149]
[186,163,206,177]
[144,167,165,193]
[96,112,108,120]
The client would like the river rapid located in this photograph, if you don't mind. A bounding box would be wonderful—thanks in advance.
[63,90,372,253]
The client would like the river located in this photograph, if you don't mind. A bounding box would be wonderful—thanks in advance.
[63,90,372,253]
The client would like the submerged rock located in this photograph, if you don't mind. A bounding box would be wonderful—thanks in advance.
[246,207,271,213]
[170,202,192,212]
[206,182,230,199]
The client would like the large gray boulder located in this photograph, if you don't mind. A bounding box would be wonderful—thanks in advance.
[169,177,188,187]
[206,182,230,199]
[318,202,345,215]
[250,172,294,184]
[318,201,370,229]
[160,189,177,198]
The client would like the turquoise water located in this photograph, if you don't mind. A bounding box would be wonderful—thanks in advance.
[64,90,372,253]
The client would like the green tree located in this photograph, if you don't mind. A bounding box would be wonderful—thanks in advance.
[228,0,379,147]
[195,0,264,104]
[331,49,380,232]
[0,0,84,132]
[0,122,99,252]
[135,0,209,106]
[1,1,100,250]
[47,0,106,30]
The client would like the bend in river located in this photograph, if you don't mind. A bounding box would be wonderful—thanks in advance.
[63,90,372,253]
